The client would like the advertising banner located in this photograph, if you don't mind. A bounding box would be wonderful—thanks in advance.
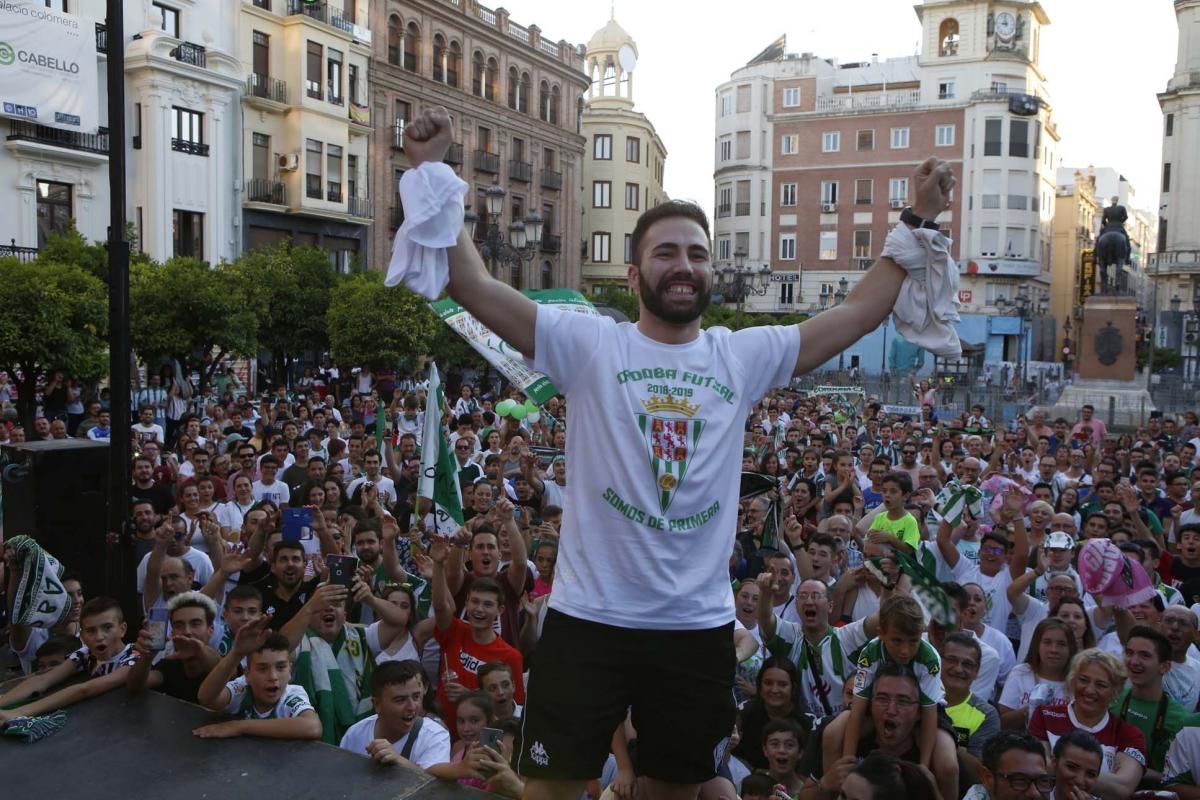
[0,1,99,132]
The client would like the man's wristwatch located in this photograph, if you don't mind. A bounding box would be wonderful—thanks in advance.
[900,207,941,231]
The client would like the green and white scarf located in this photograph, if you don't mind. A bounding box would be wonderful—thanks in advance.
[936,479,983,528]
[293,626,374,744]
[6,535,70,629]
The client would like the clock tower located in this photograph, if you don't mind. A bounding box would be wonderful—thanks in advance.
[916,0,1048,72]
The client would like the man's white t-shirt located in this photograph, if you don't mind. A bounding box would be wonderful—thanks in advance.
[532,306,799,629]
[1165,655,1200,712]
[136,547,214,593]
[338,714,451,769]
[252,479,290,506]
[131,422,165,445]
[346,475,397,505]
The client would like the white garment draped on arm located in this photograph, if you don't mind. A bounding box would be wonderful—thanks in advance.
[881,223,963,359]
[385,162,468,300]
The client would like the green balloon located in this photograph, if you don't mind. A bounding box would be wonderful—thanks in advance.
[496,399,515,415]
[523,400,539,414]
[510,405,528,420]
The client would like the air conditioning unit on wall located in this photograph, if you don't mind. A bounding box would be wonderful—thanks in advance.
[278,153,299,171]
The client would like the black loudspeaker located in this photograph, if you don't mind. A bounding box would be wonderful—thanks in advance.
[2,440,112,599]
[1008,93,1039,116]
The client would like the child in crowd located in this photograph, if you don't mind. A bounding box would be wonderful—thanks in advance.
[194,617,321,740]
[866,472,920,557]
[449,691,497,789]
[0,597,137,723]
[841,595,943,768]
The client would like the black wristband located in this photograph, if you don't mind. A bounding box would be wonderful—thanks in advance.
[900,207,940,231]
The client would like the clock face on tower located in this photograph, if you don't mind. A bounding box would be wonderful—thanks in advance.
[995,11,1017,40]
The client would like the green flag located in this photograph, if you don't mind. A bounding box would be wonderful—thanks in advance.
[418,362,464,536]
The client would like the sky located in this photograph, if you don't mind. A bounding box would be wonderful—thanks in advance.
[497,0,1179,218]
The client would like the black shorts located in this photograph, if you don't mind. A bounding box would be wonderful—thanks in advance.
[512,609,736,785]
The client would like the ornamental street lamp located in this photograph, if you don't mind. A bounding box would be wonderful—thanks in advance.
[819,277,850,370]
[713,248,770,329]
[463,182,543,283]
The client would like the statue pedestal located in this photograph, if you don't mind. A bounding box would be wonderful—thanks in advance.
[1078,296,1137,381]
[1033,295,1154,428]
[1035,378,1156,429]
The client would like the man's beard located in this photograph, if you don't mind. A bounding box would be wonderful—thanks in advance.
[637,268,711,325]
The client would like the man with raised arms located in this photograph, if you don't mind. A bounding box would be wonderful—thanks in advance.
[402,107,955,800]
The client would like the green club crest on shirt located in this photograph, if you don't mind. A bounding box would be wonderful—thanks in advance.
[636,395,705,514]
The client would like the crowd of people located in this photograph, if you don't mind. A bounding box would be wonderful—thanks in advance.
[1,123,1196,799]
[4,366,1200,800]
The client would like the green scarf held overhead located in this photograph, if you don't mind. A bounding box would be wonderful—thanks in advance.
[293,627,374,744]
[936,478,983,528]
[866,549,957,629]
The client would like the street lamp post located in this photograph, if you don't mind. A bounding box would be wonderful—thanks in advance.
[821,276,850,371]
[713,248,770,329]
[463,182,543,283]
[1062,316,1074,371]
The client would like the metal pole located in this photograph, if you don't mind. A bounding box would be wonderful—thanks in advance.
[1147,279,1159,390]
[106,0,131,602]
[880,316,888,377]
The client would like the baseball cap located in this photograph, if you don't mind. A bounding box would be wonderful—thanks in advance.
[1045,532,1075,551]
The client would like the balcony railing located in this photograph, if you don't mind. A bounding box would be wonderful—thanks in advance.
[391,121,405,149]
[853,257,876,271]
[95,22,107,53]
[171,138,209,156]
[245,177,286,204]
[814,89,921,114]
[540,169,561,190]
[348,194,372,218]
[444,142,463,165]
[327,86,344,106]
[0,238,39,263]
[509,160,532,182]
[540,235,561,254]
[735,202,750,216]
[390,206,405,229]
[288,0,328,22]
[306,175,321,199]
[1149,250,1200,275]
[171,41,207,68]
[7,120,110,154]
[474,150,499,173]
[327,183,343,203]
[717,203,731,218]
[246,73,287,103]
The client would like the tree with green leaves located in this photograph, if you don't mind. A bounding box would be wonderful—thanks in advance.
[129,257,262,393]
[232,242,336,386]
[0,258,108,427]
[326,272,440,371]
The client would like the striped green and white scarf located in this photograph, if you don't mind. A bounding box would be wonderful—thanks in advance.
[935,479,983,528]
[6,535,70,629]
[293,626,374,744]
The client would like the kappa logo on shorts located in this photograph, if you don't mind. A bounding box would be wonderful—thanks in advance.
[529,741,549,767]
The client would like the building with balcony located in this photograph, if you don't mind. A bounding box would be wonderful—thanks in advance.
[712,1,1061,374]
[579,17,668,294]
[1153,0,1200,314]
[369,0,588,289]
[124,2,244,264]
[236,0,374,270]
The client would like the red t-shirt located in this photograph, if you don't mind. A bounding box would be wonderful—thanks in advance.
[433,618,524,735]
[1029,702,1147,772]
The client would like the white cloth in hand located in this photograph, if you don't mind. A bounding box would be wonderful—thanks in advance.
[385,162,469,299]
[882,223,962,358]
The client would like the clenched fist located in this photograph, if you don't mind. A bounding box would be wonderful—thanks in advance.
[404,107,454,167]
[911,157,956,220]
